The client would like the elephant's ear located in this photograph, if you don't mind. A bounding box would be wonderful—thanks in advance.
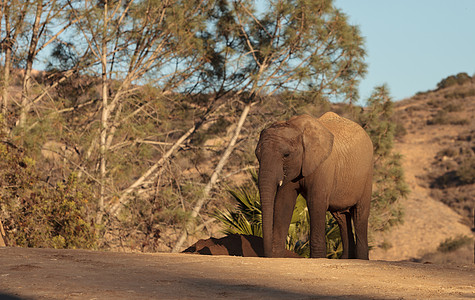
[255,142,262,161]
[301,120,334,176]
[255,129,265,161]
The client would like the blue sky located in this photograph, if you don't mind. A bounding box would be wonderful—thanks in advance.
[334,0,475,102]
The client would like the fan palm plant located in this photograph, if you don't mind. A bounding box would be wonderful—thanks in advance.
[214,171,262,237]
[215,171,342,258]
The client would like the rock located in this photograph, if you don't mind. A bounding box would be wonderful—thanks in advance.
[183,234,301,258]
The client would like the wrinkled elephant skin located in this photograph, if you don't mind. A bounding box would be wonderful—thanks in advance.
[255,112,373,259]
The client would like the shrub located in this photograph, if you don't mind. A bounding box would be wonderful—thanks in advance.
[214,172,262,237]
[437,76,457,89]
[444,89,475,99]
[192,116,232,146]
[427,110,470,126]
[432,156,475,188]
[456,157,475,185]
[436,147,458,158]
[427,98,442,107]
[437,235,472,253]
[443,103,462,112]
[427,110,449,125]
[369,153,407,231]
[450,118,469,126]
[437,72,472,90]
[0,139,97,249]
[394,122,407,139]
[380,240,393,251]
[11,174,97,249]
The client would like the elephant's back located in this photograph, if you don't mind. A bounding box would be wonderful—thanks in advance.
[319,112,369,140]
[319,112,359,129]
[319,112,373,158]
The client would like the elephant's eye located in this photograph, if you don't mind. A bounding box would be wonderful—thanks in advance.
[283,152,290,158]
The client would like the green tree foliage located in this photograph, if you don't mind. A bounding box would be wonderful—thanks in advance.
[437,235,473,253]
[357,86,409,232]
[201,0,366,102]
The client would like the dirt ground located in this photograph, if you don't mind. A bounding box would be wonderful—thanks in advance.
[0,247,474,299]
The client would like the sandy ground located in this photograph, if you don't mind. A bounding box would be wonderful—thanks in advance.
[0,247,474,299]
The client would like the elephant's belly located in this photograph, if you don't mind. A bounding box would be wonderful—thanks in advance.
[327,184,360,211]
[326,165,368,211]
[328,200,355,212]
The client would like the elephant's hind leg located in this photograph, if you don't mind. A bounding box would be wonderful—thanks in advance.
[353,205,369,259]
[332,211,356,259]
[353,181,371,260]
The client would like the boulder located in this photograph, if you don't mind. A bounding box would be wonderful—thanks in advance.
[183,234,301,258]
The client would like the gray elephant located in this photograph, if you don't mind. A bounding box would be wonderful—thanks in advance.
[255,112,373,259]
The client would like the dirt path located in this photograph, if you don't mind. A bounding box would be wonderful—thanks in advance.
[0,247,474,299]
[370,126,473,261]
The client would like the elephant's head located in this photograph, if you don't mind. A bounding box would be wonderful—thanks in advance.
[255,114,334,257]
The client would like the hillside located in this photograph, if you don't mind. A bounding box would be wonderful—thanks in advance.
[370,75,474,263]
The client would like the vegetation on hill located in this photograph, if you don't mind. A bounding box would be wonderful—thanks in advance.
[436,72,473,90]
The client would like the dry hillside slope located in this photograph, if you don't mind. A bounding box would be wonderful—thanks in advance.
[370,79,474,263]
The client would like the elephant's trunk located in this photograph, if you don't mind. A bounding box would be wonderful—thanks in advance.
[258,157,283,258]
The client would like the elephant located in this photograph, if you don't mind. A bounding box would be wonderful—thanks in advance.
[255,112,373,259]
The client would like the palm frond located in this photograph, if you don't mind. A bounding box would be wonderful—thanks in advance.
[214,170,342,258]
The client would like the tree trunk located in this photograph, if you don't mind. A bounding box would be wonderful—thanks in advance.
[171,102,252,253]
[1,36,11,128]
[18,2,42,130]
[0,219,6,247]
[1,3,8,124]
[96,1,110,225]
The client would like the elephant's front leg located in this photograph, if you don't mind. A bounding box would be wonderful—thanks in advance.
[271,182,299,257]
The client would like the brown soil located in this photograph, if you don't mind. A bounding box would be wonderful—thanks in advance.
[0,247,474,299]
